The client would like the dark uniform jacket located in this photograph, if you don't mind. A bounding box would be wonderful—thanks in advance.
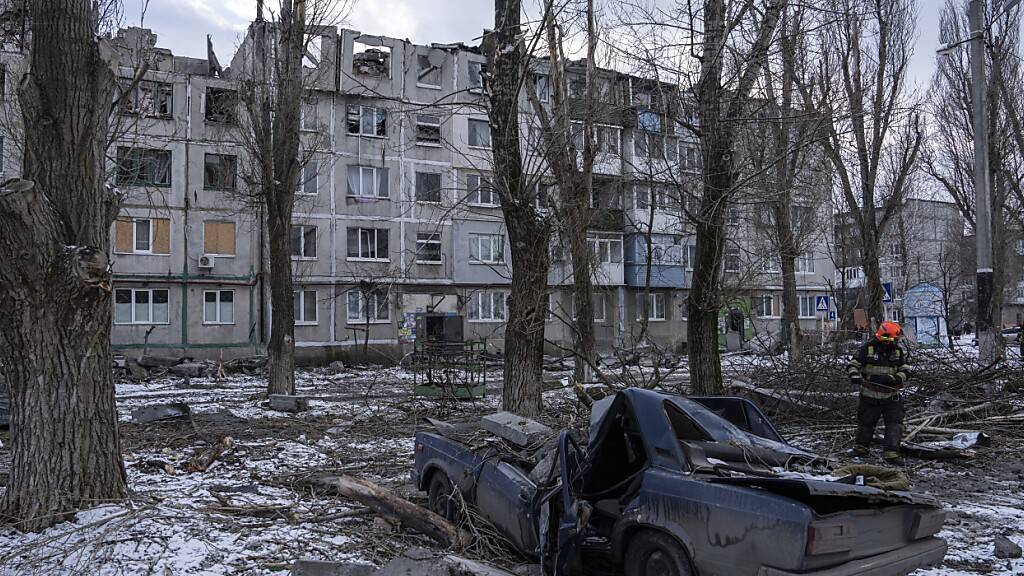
[846,337,910,399]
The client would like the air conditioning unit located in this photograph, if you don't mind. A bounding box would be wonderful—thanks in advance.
[198,255,215,269]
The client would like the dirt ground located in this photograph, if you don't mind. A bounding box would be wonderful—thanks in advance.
[0,366,1022,575]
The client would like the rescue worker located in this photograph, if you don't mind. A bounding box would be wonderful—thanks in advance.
[847,321,910,465]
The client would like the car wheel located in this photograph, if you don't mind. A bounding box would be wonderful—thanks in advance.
[427,471,458,522]
[624,530,694,576]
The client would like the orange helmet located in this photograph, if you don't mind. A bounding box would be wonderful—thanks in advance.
[876,321,902,343]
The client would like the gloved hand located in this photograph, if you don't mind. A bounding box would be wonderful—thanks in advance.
[869,374,897,388]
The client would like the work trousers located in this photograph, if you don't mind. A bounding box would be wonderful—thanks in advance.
[855,394,904,453]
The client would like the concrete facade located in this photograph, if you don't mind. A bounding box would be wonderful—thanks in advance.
[1,25,838,363]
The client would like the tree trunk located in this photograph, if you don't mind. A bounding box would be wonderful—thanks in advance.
[779,239,802,363]
[266,207,296,395]
[491,0,550,417]
[261,1,306,396]
[0,0,127,531]
[861,222,885,324]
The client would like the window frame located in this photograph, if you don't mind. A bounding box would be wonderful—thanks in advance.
[296,160,319,196]
[415,171,442,203]
[468,290,507,323]
[290,224,318,260]
[467,61,487,92]
[202,220,236,257]
[203,153,237,191]
[346,104,388,137]
[573,292,607,323]
[346,227,390,262]
[121,79,174,118]
[417,53,443,89]
[798,295,816,319]
[469,233,505,265]
[346,290,391,324]
[415,114,442,146]
[203,289,235,325]
[346,165,388,199]
[724,247,741,272]
[113,288,170,325]
[415,232,443,264]
[467,174,499,206]
[757,294,775,318]
[467,118,491,148]
[587,233,624,264]
[115,147,172,187]
[635,291,667,321]
[294,289,319,326]
[204,87,238,125]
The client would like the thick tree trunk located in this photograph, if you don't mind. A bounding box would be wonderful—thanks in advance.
[0,0,127,531]
[568,197,596,382]
[267,207,296,395]
[779,244,802,363]
[491,0,550,416]
[860,222,885,324]
[260,2,305,396]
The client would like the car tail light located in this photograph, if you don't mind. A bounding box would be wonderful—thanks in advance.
[806,521,856,556]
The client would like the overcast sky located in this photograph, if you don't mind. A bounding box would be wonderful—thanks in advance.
[123,1,947,89]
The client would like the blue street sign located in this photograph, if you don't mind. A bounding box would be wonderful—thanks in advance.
[815,295,830,313]
[829,310,837,321]
[882,282,893,303]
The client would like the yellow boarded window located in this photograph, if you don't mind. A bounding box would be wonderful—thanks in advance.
[204,221,236,255]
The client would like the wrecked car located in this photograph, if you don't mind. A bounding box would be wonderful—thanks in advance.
[413,388,947,576]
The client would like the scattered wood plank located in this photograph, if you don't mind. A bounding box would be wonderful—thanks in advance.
[304,474,471,548]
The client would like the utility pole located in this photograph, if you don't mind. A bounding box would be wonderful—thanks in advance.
[969,0,997,363]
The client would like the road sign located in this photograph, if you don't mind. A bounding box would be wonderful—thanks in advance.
[815,295,830,313]
[882,282,893,303]
[829,310,837,321]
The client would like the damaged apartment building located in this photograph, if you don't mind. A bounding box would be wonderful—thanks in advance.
[0,25,839,363]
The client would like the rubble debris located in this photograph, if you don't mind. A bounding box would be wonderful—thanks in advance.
[184,436,234,473]
[269,394,310,413]
[303,475,471,548]
[291,559,375,576]
[125,359,148,379]
[137,355,182,369]
[130,402,191,423]
[329,360,346,374]
[994,535,1023,559]
[480,411,553,448]
[169,362,209,378]
[222,355,267,375]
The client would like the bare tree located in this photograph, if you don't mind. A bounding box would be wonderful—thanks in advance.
[233,0,345,395]
[799,0,922,326]
[687,0,788,394]
[489,0,552,416]
[0,0,127,530]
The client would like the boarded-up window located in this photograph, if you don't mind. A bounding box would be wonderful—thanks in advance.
[203,221,236,255]
[115,216,169,254]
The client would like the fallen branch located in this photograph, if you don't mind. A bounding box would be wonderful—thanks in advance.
[303,474,471,548]
[184,436,234,473]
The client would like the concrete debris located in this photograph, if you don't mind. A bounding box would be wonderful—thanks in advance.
[994,535,1023,559]
[291,559,375,576]
[130,402,191,423]
[126,359,148,380]
[268,394,310,413]
[480,412,553,448]
[329,360,346,374]
[169,362,209,378]
[137,355,182,368]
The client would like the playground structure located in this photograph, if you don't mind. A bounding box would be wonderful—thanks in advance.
[407,313,487,399]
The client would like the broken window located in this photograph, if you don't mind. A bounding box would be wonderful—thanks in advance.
[203,220,236,256]
[116,147,171,186]
[346,165,389,199]
[534,74,549,102]
[415,232,442,263]
[114,288,169,325]
[347,290,390,323]
[352,41,391,77]
[416,171,442,203]
[468,119,490,148]
[304,33,323,68]
[203,153,236,190]
[347,227,389,260]
[294,289,318,324]
[467,61,487,92]
[204,87,237,124]
[290,225,318,259]
[417,53,442,88]
[203,290,234,324]
[121,79,173,118]
[347,104,387,137]
[416,114,441,145]
[467,174,497,205]
[297,160,318,195]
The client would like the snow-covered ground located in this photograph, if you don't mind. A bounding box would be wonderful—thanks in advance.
[0,362,1022,575]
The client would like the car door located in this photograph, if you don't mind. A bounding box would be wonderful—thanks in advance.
[547,431,591,576]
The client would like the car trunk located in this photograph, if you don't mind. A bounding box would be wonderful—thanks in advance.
[710,477,946,571]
